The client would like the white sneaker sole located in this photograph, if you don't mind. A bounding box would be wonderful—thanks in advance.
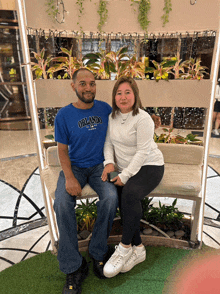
[104,249,133,278]
[121,253,146,273]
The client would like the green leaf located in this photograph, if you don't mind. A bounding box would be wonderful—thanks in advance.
[83,53,100,60]
[52,57,68,63]
[40,48,45,59]
[145,67,154,73]
[162,60,176,67]
[118,46,128,55]
[172,198,177,207]
[35,68,43,77]
[60,48,72,56]
[84,59,99,66]
[44,134,54,140]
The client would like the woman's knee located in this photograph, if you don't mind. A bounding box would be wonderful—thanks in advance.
[121,186,138,207]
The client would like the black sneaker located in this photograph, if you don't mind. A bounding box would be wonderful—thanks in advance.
[62,257,89,294]
[91,246,115,279]
[103,245,115,264]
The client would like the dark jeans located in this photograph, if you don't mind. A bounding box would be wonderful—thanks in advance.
[117,165,164,246]
[54,163,118,274]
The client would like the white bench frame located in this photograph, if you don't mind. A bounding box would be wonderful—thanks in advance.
[42,143,204,248]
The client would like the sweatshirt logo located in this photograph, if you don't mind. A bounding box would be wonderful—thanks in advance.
[78,116,103,130]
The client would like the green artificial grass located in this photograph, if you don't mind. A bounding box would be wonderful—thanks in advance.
[0,245,212,294]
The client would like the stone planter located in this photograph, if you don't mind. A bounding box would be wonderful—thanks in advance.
[77,217,198,252]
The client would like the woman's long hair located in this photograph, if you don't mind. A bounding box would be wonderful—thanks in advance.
[111,76,143,118]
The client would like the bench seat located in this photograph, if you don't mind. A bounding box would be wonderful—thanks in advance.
[42,143,203,200]
[41,143,204,243]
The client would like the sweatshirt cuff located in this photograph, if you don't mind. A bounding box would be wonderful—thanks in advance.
[103,159,115,167]
[118,173,129,185]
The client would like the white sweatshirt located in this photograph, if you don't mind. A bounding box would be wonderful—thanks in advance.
[104,108,164,184]
[215,84,220,101]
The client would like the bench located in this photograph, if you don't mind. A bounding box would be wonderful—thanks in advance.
[41,143,204,244]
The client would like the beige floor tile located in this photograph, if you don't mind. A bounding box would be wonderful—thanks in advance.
[203,224,220,249]
[0,156,39,191]
[0,129,53,160]
[208,157,220,174]
[0,226,51,272]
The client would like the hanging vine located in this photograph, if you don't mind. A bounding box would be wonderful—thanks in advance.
[45,0,59,22]
[44,0,172,34]
[132,0,151,33]
[161,0,172,27]
[97,0,108,33]
[76,0,85,33]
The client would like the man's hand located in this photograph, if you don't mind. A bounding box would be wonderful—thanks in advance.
[151,114,161,129]
[66,177,82,197]
[101,163,115,182]
[57,142,82,196]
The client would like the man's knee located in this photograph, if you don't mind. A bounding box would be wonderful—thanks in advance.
[54,186,76,213]
[98,188,118,210]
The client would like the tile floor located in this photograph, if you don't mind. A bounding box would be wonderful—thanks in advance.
[0,128,220,272]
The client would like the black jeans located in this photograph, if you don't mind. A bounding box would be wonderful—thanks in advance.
[117,165,164,246]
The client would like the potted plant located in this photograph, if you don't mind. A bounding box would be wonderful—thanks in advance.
[82,47,113,80]
[141,198,191,240]
[83,46,130,80]
[154,128,203,145]
[145,58,174,81]
[76,198,98,234]
[48,46,84,79]
[183,58,209,80]
[31,48,53,79]
[120,55,146,79]
[75,196,192,251]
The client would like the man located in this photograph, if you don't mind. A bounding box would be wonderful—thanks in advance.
[54,68,118,294]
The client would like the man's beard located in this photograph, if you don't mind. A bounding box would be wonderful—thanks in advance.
[75,89,95,104]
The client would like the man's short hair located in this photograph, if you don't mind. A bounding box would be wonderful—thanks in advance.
[72,68,94,82]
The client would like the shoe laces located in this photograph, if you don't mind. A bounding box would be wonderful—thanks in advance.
[127,249,138,263]
[110,245,127,267]
[65,272,79,290]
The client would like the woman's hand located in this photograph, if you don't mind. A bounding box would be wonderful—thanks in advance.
[101,163,115,181]
[112,176,124,186]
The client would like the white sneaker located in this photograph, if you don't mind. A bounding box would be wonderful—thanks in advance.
[103,244,133,278]
[121,245,146,273]
[212,129,219,136]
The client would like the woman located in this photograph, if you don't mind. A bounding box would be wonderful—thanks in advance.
[212,80,220,136]
[101,76,164,278]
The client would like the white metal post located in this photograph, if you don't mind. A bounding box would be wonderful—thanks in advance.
[198,27,220,245]
[16,0,59,250]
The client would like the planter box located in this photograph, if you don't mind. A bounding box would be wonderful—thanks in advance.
[77,218,197,253]
[35,79,212,109]
[77,233,194,252]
